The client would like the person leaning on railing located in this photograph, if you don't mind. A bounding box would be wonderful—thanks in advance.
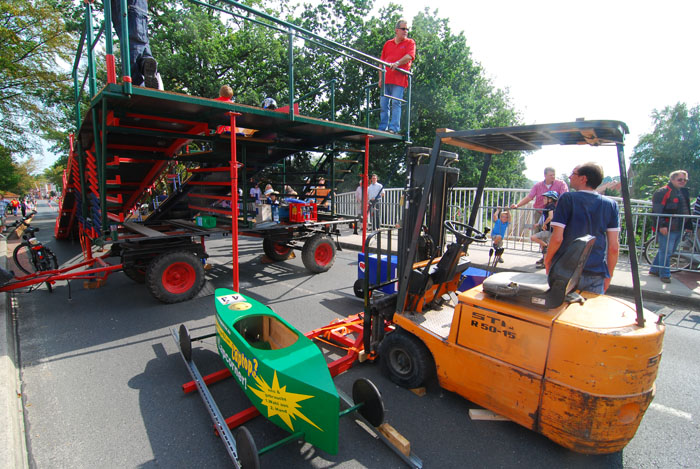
[378,19,415,134]
[649,170,692,283]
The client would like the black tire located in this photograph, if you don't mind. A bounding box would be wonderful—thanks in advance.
[352,378,385,427]
[146,251,205,303]
[234,426,260,469]
[262,238,294,262]
[123,265,147,283]
[179,324,192,361]
[643,235,689,271]
[353,278,364,298]
[13,244,37,275]
[379,329,435,389]
[301,235,336,273]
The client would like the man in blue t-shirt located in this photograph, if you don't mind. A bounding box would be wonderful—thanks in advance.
[543,162,620,294]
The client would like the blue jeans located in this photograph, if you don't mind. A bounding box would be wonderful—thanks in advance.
[650,229,682,278]
[379,84,404,133]
[577,274,605,294]
[111,0,153,86]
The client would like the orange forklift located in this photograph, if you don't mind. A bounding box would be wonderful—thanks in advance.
[361,120,664,454]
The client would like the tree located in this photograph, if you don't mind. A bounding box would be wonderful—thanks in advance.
[630,102,700,199]
[0,0,75,156]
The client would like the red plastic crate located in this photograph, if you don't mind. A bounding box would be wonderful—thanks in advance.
[289,203,317,222]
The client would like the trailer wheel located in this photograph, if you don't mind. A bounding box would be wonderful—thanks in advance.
[301,235,336,273]
[179,324,192,361]
[379,329,435,389]
[235,426,260,469]
[146,251,205,303]
[262,238,293,261]
[123,265,147,283]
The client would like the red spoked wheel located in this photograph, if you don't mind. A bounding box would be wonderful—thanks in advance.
[262,238,294,261]
[161,261,196,294]
[146,251,205,303]
[301,234,336,273]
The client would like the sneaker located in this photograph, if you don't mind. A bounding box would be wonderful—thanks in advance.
[142,57,159,89]
[497,257,504,263]
[648,271,659,277]
[660,277,671,283]
[535,262,545,269]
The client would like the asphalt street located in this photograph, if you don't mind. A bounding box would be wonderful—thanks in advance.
[11,208,700,468]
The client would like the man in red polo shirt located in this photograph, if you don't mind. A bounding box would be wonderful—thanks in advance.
[379,19,415,134]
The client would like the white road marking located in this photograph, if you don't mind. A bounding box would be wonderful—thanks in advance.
[649,403,692,420]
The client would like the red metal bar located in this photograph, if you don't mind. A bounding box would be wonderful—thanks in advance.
[182,368,231,394]
[230,112,241,292]
[106,54,116,84]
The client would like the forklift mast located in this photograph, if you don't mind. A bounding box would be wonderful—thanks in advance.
[397,147,459,311]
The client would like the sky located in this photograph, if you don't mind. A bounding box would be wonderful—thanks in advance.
[388,0,700,181]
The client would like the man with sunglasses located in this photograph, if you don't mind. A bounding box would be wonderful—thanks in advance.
[649,170,691,283]
[378,19,415,134]
[544,163,620,294]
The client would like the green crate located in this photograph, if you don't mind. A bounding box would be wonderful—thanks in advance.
[195,215,216,228]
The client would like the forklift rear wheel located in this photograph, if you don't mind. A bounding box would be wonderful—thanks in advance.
[302,235,336,273]
[146,251,205,303]
[235,426,260,469]
[352,378,385,427]
[379,329,435,389]
[353,279,364,298]
[179,324,192,361]
[262,238,294,262]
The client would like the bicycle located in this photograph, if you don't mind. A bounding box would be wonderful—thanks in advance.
[642,228,699,272]
[11,212,59,291]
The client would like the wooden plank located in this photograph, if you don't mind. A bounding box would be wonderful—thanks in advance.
[123,221,164,238]
[377,423,411,457]
[468,408,510,421]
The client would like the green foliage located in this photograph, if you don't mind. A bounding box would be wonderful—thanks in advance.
[630,102,700,199]
[0,0,75,157]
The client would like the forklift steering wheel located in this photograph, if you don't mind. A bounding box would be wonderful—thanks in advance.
[444,220,487,244]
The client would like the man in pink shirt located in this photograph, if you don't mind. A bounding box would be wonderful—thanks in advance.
[511,167,568,233]
[378,19,415,133]
[511,167,568,210]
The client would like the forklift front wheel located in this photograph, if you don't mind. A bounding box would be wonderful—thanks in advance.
[234,426,260,469]
[302,235,336,273]
[379,329,435,389]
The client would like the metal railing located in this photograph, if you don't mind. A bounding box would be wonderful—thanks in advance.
[336,187,700,272]
[72,0,413,136]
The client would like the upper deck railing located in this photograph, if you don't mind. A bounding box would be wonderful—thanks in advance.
[72,0,413,139]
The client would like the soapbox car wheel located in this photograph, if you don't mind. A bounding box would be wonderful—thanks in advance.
[444,220,487,244]
[352,378,385,427]
[262,238,294,261]
[379,329,435,389]
[146,251,205,303]
[178,324,192,361]
[353,279,364,298]
[302,235,336,273]
[235,426,260,469]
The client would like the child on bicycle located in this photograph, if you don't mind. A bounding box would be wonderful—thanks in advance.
[491,208,511,263]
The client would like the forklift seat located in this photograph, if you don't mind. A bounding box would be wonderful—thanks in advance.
[408,242,470,295]
[481,235,596,309]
